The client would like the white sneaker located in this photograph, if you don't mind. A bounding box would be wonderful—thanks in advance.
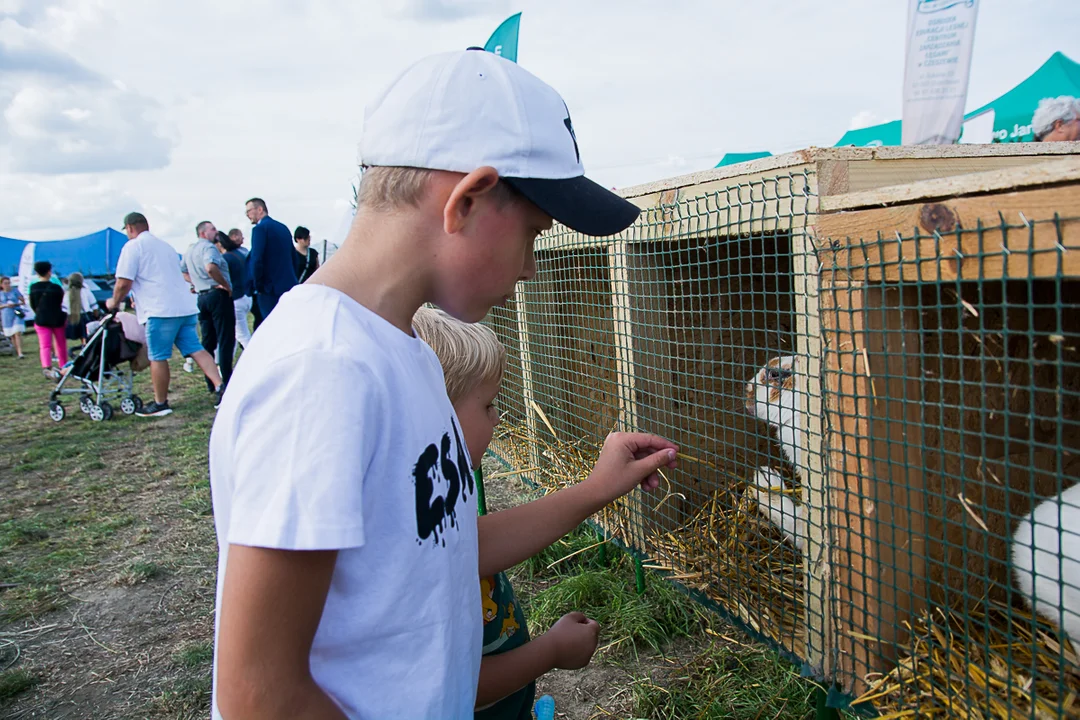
[183,358,194,373]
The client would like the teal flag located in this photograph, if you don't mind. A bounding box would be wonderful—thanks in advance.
[484,12,521,63]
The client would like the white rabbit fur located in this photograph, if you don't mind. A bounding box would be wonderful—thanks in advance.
[745,356,807,552]
[745,356,804,470]
[1012,483,1080,644]
[751,467,807,553]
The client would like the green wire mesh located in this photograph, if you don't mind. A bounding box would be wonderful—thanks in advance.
[484,170,1080,719]
[821,216,1080,719]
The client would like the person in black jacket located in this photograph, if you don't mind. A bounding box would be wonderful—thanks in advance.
[28,260,68,376]
[214,232,253,351]
[292,226,320,283]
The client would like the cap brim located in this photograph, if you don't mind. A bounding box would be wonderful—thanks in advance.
[502,175,640,237]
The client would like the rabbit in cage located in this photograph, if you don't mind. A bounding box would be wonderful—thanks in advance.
[1012,482,1080,644]
[744,355,807,552]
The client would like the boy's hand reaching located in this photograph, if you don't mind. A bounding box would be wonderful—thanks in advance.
[587,432,678,503]
[546,612,601,670]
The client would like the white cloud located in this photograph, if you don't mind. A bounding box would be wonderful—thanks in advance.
[849,110,883,131]
[391,0,510,21]
[0,15,176,174]
[0,173,137,239]
[1,0,1077,251]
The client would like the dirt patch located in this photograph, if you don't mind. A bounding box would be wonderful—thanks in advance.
[3,577,212,719]
[1,348,218,719]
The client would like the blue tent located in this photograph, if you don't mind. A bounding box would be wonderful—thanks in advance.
[0,229,127,277]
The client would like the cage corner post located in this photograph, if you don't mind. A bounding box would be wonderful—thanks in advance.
[513,284,541,472]
[792,226,833,682]
[607,237,648,574]
[819,278,878,696]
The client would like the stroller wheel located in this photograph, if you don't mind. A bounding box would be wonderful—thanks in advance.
[88,403,105,422]
[120,397,137,415]
[79,395,93,414]
[131,395,144,412]
[49,402,65,422]
[100,401,114,421]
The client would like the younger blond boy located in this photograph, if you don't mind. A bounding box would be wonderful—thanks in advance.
[414,306,607,719]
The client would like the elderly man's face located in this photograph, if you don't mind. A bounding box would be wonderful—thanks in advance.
[1044,117,1080,142]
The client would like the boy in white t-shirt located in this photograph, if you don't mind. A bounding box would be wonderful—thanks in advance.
[209,49,678,720]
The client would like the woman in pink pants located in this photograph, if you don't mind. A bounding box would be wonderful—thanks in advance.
[28,260,68,378]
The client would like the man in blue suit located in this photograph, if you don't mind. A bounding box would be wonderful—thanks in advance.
[245,197,298,325]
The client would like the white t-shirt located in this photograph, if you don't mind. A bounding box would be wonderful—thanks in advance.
[114,231,196,324]
[61,288,96,315]
[209,284,481,720]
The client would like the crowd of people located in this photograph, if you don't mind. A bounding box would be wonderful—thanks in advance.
[1,263,100,368]
[1,197,322,420]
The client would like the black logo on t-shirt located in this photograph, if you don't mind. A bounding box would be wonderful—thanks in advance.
[413,417,474,546]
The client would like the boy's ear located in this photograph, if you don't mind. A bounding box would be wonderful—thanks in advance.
[443,167,501,234]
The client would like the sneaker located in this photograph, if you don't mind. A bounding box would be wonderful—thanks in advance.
[136,400,173,417]
[183,358,194,373]
[214,385,225,410]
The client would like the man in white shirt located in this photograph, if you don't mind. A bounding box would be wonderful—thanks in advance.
[106,212,223,417]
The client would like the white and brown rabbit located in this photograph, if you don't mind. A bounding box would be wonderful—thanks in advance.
[1012,483,1080,645]
[745,356,807,552]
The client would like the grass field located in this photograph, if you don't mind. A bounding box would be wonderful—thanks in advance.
[1,330,829,719]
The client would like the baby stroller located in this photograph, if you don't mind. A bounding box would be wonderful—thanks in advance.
[48,313,145,422]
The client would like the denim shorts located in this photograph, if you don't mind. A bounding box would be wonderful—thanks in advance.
[145,314,202,362]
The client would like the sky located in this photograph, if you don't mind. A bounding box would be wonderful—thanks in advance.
[1,0,1078,253]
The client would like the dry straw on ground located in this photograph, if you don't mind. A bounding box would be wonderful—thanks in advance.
[490,418,806,659]
[852,602,1080,720]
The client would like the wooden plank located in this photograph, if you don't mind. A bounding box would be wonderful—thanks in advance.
[843,155,1075,196]
[824,156,1080,211]
[817,184,1080,281]
[614,141,1080,200]
[513,284,541,471]
[818,160,850,197]
[792,227,832,677]
[820,282,878,695]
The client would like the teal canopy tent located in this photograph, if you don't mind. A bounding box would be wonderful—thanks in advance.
[835,52,1080,147]
[834,120,902,148]
[967,51,1080,143]
[715,151,773,167]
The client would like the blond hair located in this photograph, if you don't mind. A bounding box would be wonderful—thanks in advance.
[412,306,506,403]
[357,166,523,212]
[66,272,85,318]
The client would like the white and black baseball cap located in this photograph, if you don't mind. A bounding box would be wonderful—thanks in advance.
[359,49,639,237]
